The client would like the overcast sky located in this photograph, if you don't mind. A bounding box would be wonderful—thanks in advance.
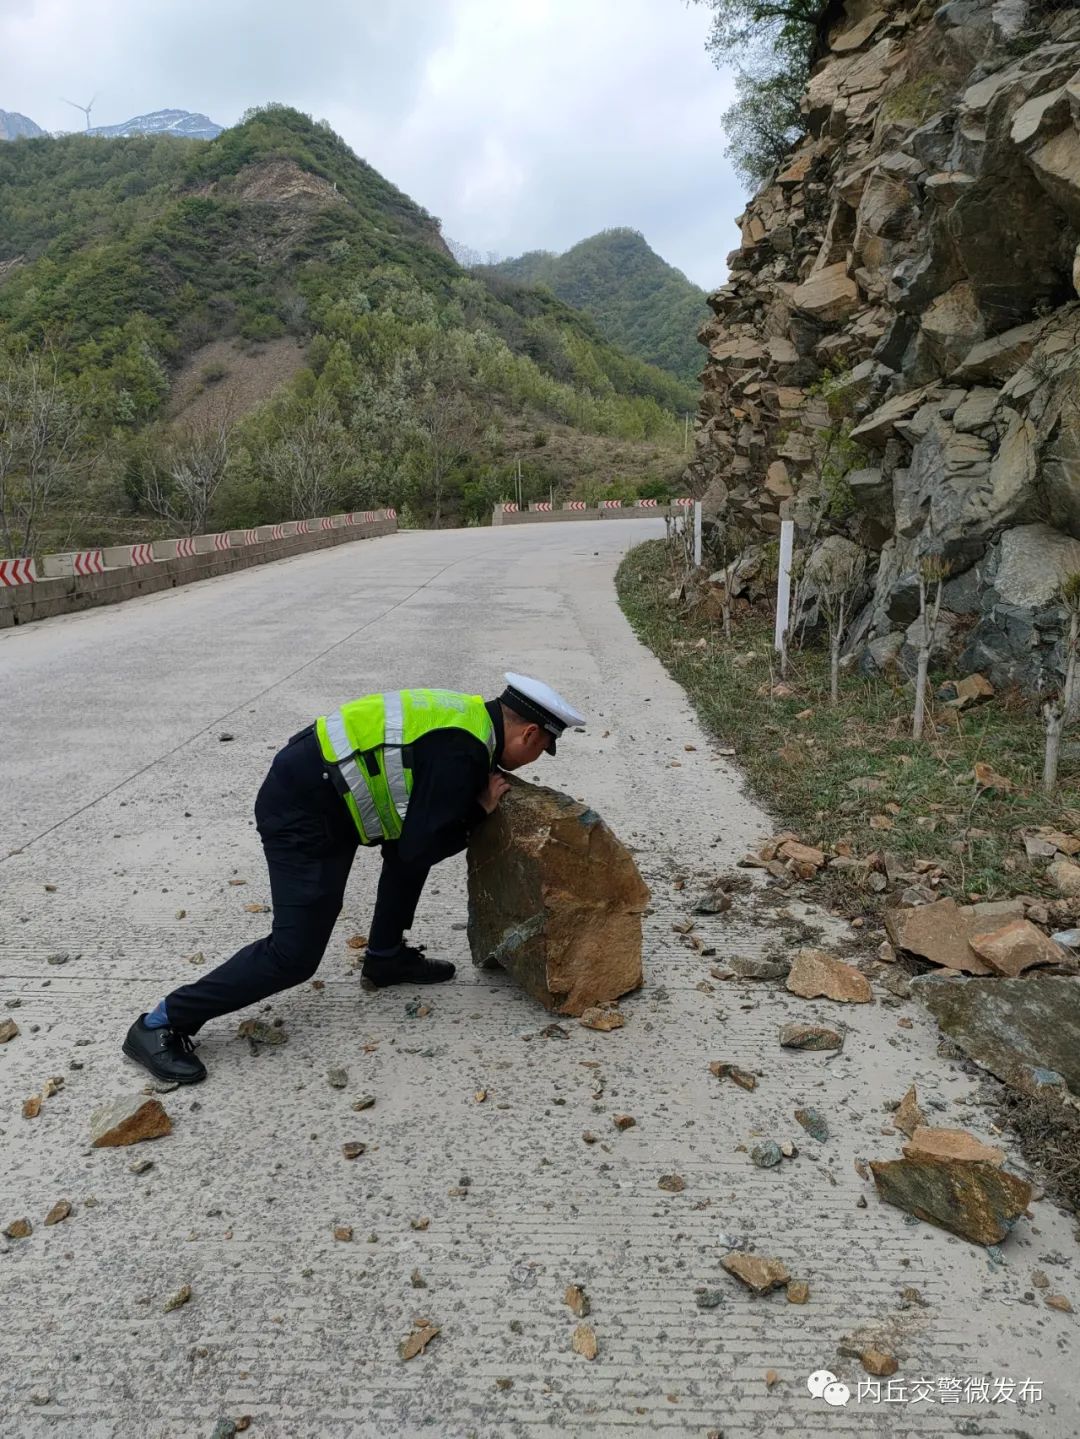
[0,0,744,290]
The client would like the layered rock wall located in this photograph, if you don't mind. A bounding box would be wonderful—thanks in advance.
[691,0,1080,691]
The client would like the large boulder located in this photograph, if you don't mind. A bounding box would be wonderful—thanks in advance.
[466,780,649,1015]
[912,973,1080,1096]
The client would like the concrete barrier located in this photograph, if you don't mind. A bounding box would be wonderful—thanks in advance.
[41,549,105,579]
[102,543,155,568]
[493,504,682,526]
[0,558,37,585]
[155,537,198,560]
[0,513,398,630]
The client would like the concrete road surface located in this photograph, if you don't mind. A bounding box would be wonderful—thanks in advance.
[1,521,1076,1437]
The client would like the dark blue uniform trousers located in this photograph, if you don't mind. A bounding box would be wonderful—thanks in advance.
[164,730,429,1034]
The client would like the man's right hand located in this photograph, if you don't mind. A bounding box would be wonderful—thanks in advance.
[478,772,511,814]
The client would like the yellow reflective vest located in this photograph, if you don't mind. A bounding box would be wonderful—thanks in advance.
[316,689,495,844]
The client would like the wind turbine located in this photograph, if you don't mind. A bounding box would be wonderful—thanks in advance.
[61,94,98,131]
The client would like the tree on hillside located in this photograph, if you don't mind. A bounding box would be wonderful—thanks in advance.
[262,397,355,520]
[693,0,825,185]
[410,381,478,529]
[0,346,91,559]
[141,413,233,536]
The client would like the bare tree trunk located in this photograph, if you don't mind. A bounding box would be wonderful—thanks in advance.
[912,576,943,741]
[1044,698,1064,794]
[1064,610,1079,720]
[828,594,845,705]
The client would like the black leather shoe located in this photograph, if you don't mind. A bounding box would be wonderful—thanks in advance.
[360,943,456,990]
[123,1015,207,1085]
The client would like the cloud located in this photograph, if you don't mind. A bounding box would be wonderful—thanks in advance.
[0,0,745,288]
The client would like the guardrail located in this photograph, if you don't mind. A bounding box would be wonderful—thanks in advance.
[0,509,398,628]
[493,500,692,526]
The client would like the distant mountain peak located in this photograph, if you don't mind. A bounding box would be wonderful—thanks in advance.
[0,110,46,142]
[86,109,223,141]
[486,230,706,384]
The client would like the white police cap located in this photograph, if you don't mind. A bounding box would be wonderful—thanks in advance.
[501,672,586,755]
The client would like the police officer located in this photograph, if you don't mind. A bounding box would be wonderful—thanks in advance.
[122,674,585,1085]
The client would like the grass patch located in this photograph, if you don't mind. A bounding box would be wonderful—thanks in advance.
[616,540,1079,913]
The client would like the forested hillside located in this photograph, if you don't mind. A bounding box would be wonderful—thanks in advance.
[484,229,708,385]
[0,106,692,553]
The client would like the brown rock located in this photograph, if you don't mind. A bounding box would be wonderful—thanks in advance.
[467,779,648,1014]
[44,1200,72,1227]
[1048,859,1080,898]
[612,1114,636,1131]
[786,948,872,1003]
[786,1280,810,1304]
[894,1085,925,1139]
[22,1095,41,1119]
[952,674,994,708]
[777,839,825,870]
[334,1225,353,1242]
[884,898,1024,975]
[721,1251,790,1294]
[565,1284,591,1317]
[342,1142,367,1160]
[400,1320,440,1361]
[163,1284,192,1312]
[709,1060,757,1090]
[869,1156,1031,1245]
[90,1095,172,1148]
[1046,1294,1074,1313]
[572,1323,598,1360]
[779,1022,843,1050]
[0,1017,19,1043]
[3,1218,31,1239]
[968,918,1067,977]
[903,1126,1005,1167]
[658,1173,686,1192]
[578,1006,625,1032]
[861,1349,898,1377]
[791,262,860,323]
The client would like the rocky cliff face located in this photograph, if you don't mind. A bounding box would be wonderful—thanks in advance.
[691,0,1080,693]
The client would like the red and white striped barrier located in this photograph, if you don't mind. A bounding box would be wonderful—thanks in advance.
[386,508,397,520]
[296,520,311,535]
[215,533,232,551]
[75,550,104,576]
[102,542,155,568]
[245,529,259,545]
[0,557,36,585]
[152,537,198,560]
[600,500,623,509]
[636,498,659,508]
[673,497,694,507]
[320,517,335,531]
[43,549,105,578]
[500,503,518,514]
[563,501,587,511]
[271,524,288,540]
[531,502,552,512]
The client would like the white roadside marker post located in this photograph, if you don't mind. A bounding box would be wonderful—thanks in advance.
[775,519,794,661]
[693,501,702,569]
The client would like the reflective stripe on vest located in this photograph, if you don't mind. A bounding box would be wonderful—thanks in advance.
[382,691,409,817]
[317,689,495,844]
[322,709,382,840]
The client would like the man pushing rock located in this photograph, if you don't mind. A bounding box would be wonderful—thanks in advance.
[123,675,585,1085]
